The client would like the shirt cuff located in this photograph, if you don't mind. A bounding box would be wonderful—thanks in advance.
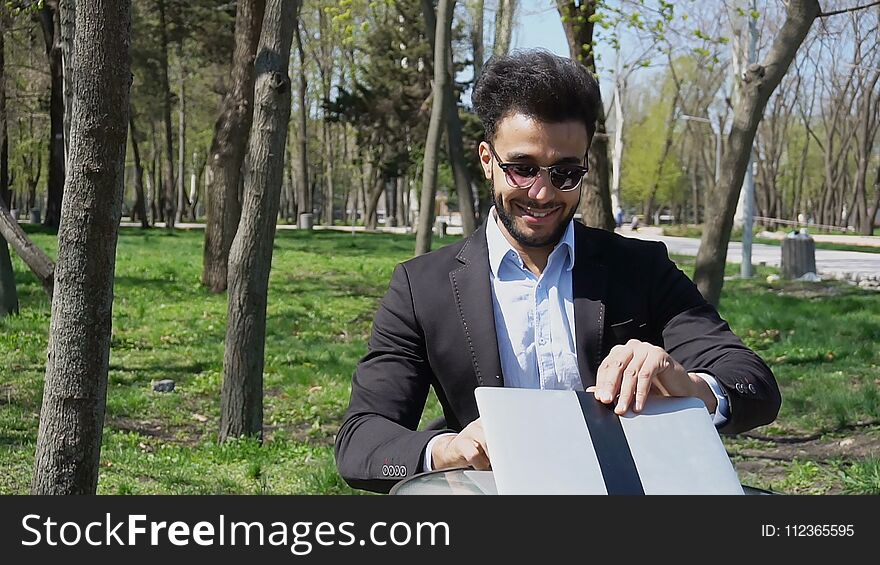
[692,372,730,428]
[423,433,457,472]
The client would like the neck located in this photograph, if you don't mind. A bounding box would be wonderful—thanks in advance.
[493,213,555,276]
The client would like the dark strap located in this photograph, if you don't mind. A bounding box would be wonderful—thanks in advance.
[576,391,645,495]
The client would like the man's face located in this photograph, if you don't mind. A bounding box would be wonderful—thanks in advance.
[479,113,590,249]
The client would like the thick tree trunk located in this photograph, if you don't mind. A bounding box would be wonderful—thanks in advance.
[555,0,615,231]
[693,0,819,306]
[31,0,131,494]
[415,0,454,256]
[493,0,515,56]
[202,0,265,293]
[157,0,176,229]
[220,0,296,442]
[422,0,476,236]
[39,1,66,228]
[129,109,149,228]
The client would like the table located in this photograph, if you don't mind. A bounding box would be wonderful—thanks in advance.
[389,468,776,495]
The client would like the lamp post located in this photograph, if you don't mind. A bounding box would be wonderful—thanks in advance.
[680,114,721,224]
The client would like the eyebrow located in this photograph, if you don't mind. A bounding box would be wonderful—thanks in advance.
[504,151,583,164]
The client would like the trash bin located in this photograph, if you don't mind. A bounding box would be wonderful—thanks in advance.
[435,219,447,237]
[298,212,313,230]
[781,229,816,279]
[30,208,41,224]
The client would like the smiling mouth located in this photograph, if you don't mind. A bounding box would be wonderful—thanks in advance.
[515,202,560,219]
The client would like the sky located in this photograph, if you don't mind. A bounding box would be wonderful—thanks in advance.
[510,0,570,57]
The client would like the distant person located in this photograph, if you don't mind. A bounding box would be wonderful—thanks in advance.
[335,49,780,493]
[615,205,624,229]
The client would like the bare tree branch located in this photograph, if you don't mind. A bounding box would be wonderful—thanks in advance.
[819,0,880,18]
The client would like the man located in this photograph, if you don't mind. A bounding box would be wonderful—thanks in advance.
[335,50,780,493]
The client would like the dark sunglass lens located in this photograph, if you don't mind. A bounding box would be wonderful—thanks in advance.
[550,167,583,190]
[507,165,539,186]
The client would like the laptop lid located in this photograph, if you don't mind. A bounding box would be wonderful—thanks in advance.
[474,387,743,495]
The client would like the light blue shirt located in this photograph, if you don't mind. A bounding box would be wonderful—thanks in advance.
[486,208,581,390]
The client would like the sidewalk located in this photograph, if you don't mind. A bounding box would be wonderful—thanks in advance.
[620,225,880,247]
[621,225,880,288]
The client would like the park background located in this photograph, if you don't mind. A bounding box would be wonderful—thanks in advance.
[0,0,878,494]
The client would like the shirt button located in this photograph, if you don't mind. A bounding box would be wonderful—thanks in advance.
[539,339,546,345]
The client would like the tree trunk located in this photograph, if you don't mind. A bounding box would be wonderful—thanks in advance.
[0,202,55,296]
[469,0,484,77]
[322,120,334,225]
[644,70,682,225]
[493,0,516,56]
[220,0,296,442]
[422,0,476,236]
[32,0,131,494]
[39,1,66,228]
[175,54,187,226]
[293,13,310,220]
[693,0,819,306]
[190,150,206,221]
[202,0,265,293]
[157,0,176,229]
[59,0,75,162]
[415,0,454,256]
[396,175,406,227]
[129,109,149,228]
[0,23,17,316]
[555,0,615,231]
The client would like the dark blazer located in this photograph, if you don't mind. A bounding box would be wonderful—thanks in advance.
[335,221,780,493]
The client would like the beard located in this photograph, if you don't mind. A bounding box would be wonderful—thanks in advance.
[491,189,579,248]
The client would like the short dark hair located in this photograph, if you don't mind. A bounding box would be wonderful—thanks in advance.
[472,49,600,142]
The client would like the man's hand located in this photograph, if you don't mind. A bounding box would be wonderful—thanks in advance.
[430,418,491,471]
[595,339,718,415]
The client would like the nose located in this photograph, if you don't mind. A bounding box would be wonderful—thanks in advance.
[526,171,556,202]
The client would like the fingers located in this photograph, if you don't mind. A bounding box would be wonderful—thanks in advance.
[597,340,682,415]
[615,346,649,415]
[634,348,669,412]
[595,344,633,404]
[454,419,491,470]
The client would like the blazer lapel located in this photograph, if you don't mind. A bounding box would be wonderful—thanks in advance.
[449,224,504,388]
[573,224,608,390]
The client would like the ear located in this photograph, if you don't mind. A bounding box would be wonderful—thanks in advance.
[478,141,493,180]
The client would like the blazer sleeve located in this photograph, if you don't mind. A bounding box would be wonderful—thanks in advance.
[646,241,781,435]
[334,263,451,493]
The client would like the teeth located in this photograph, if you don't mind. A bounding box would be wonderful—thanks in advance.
[526,207,553,218]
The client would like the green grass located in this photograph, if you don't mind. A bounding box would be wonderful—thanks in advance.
[1,227,878,494]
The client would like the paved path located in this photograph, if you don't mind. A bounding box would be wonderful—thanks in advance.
[622,227,880,280]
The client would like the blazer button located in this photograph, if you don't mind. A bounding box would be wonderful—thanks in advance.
[735,383,744,393]
[748,383,756,394]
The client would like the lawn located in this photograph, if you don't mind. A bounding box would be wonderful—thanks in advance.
[1,226,878,494]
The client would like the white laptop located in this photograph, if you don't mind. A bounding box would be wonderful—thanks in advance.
[474,387,744,495]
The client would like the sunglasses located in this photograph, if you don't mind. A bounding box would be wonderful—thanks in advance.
[487,142,589,192]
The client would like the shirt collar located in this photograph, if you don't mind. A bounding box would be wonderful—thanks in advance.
[486,206,576,277]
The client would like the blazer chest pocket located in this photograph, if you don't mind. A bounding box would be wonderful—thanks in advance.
[609,318,651,345]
